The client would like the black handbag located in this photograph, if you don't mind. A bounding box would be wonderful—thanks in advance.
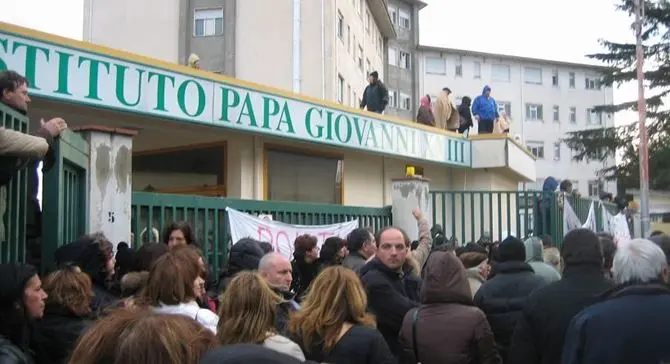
[411,308,422,364]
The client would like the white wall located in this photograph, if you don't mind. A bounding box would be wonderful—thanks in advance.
[420,50,616,195]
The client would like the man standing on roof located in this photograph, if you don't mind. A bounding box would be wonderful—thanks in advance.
[471,85,499,134]
[360,71,389,114]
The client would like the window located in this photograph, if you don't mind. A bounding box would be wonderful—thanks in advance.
[389,90,398,108]
[526,141,545,159]
[194,8,224,37]
[553,105,560,122]
[337,11,344,40]
[552,69,559,86]
[388,48,397,66]
[587,108,603,125]
[337,74,344,104]
[524,67,543,84]
[585,77,601,90]
[569,72,575,88]
[400,93,411,110]
[267,150,342,204]
[366,58,371,76]
[455,57,463,77]
[569,106,577,123]
[588,180,604,198]
[498,101,512,118]
[365,10,371,33]
[347,25,351,52]
[357,0,362,16]
[399,51,411,69]
[388,6,398,24]
[553,142,561,161]
[378,36,383,54]
[491,64,511,82]
[425,57,446,75]
[473,61,481,79]
[525,104,544,121]
[399,9,411,29]
[347,84,351,106]
[358,44,364,71]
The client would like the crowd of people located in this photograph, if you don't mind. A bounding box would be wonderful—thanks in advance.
[2,203,670,363]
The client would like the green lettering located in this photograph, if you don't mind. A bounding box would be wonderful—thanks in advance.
[12,41,50,90]
[237,94,258,126]
[54,52,73,95]
[262,97,280,129]
[334,114,352,143]
[381,123,393,151]
[219,87,240,122]
[396,128,410,154]
[324,111,335,140]
[276,102,295,134]
[114,65,144,107]
[353,117,378,147]
[177,79,206,117]
[365,121,379,148]
[77,56,110,100]
[147,72,175,111]
[305,107,324,139]
[0,38,7,71]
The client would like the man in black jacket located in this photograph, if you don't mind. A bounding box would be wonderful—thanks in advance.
[360,71,389,114]
[508,229,615,364]
[360,226,420,357]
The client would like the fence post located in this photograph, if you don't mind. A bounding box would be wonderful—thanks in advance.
[75,126,137,251]
[391,177,431,240]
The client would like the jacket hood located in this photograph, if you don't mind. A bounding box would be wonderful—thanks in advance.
[199,344,302,364]
[542,177,559,192]
[482,85,491,94]
[460,96,472,106]
[524,237,544,262]
[420,251,472,305]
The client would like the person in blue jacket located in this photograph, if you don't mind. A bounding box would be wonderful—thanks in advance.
[471,85,499,134]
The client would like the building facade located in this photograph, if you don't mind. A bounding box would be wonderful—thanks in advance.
[384,0,425,120]
[418,46,616,196]
[83,0,395,105]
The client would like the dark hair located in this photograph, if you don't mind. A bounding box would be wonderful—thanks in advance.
[346,228,372,252]
[0,70,28,98]
[258,242,274,254]
[0,263,38,350]
[425,95,431,103]
[599,236,616,272]
[559,180,573,192]
[294,235,318,256]
[162,221,197,246]
[561,229,603,267]
[132,243,169,272]
[320,237,345,265]
[540,235,554,247]
[464,242,488,255]
[369,71,379,79]
[650,230,665,238]
[442,87,452,93]
[460,252,488,269]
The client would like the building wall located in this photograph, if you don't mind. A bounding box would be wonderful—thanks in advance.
[420,49,616,196]
[83,0,182,63]
[182,0,236,74]
[385,0,421,121]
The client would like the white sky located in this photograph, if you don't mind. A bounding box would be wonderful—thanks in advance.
[0,0,639,109]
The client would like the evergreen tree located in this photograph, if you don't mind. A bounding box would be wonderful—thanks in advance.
[563,0,670,190]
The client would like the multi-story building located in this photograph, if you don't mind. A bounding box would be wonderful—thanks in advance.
[418,45,616,196]
[384,0,426,120]
[83,0,395,105]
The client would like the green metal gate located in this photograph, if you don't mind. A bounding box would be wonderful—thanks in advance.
[42,130,89,271]
[0,104,28,263]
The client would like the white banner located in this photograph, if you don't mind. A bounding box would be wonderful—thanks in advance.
[226,208,359,259]
[601,202,612,234]
[582,202,597,232]
[563,200,597,236]
[610,212,631,244]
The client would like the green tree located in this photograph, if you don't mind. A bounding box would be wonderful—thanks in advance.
[563,0,670,190]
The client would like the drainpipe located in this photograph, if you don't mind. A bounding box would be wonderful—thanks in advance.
[321,0,326,99]
[293,0,301,93]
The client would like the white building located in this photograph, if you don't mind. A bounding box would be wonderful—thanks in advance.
[418,45,616,196]
[83,0,395,106]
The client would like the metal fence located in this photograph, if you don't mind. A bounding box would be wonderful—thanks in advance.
[131,191,392,273]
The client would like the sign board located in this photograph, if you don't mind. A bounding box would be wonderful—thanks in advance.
[0,23,471,167]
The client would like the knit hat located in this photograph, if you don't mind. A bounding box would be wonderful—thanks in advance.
[0,263,37,310]
[498,236,526,262]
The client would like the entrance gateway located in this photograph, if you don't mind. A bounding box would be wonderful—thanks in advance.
[0,22,536,270]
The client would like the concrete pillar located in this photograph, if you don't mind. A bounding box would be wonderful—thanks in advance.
[391,177,431,241]
[225,135,264,200]
[75,125,136,251]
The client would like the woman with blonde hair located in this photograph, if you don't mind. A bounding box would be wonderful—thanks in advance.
[68,309,217,364]
[289,266,394,363]
[217,271,305,360]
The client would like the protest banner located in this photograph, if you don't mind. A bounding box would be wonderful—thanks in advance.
[226,207,358,259]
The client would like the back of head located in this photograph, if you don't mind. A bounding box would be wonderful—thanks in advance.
[523,237,544,263]
[69,309,217,364]
[561,229,603,268]
[142,248,202,306]
[346,228,371,252]
[459,252,487,269]
[612,238,667,285]
[199,344,303,364]
[320,236,345,264]
[133,243,169,272]
[599,236,617,271]
[228,238,265,272]
[55,233,114,285]
[649,234,670,265]
[43,267,94,317]
[498,236,526,262]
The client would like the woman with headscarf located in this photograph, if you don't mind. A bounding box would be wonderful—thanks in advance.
[416,95,434,126]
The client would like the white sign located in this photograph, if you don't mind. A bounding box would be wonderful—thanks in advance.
[226,208,358,260]
[610,213,631,244]
[563,200,597,236]
[0,24,471,166]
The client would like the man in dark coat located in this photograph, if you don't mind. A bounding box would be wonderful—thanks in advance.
[359,71,389,114]
[360,226,420,357]
[561,238,670,364]
[508,229,615,364]
[474,236,546,362]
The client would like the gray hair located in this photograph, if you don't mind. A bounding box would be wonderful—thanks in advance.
[543,247,562,272]
[612,238,667,285]
[258,252,286,273]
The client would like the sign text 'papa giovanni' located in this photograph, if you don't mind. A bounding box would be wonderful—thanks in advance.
[0,25,470,166]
